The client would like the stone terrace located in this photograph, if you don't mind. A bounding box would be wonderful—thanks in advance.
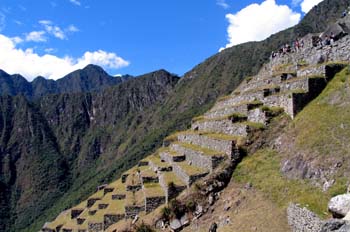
[41,32,350,232]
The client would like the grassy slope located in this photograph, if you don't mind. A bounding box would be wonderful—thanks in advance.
[233,68,350,219]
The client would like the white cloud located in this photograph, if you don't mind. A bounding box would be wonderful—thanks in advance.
[11,36,23,44]
[300,0,323,13]
[25,31,46,42]
[44,48,56,53]
[220,0,301,50]
[0,34,129,81]
[39,20,66,40]
[67,25,79,32]
[217,0,229,9]
[69,0,81,6]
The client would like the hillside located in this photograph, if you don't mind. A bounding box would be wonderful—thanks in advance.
[0,70,179,232]
[1,0,350,231]
[0,64,132,100]
[41,6,350,231]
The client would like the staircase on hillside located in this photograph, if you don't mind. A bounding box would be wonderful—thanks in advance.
[42,42,349,232]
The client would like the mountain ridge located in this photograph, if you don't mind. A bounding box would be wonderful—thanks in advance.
[0,64,133,100]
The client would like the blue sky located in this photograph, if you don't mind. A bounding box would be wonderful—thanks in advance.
[0,0,322,80]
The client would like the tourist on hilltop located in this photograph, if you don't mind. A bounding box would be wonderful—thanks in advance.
[330,32,335,45]
[342,10,347,18]
[324,35,331,46]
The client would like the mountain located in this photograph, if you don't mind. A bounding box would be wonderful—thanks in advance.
[1,0,350,231]
[0,69,179,232]
[0,64,133,100]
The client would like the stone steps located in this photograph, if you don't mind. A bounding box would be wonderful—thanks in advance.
[191,118,250,136]
[159,149,186,163]
[176,131,244,160]
[140,169,159,184]
[262,90,308,118]
[125,189,145,219]
[142,182,166,213]
[213,91,265,109]
[147,155,173,172]
[205,101,262,119]
[159,171,186,203]
[171,159,209,186]
[170,142,225,172]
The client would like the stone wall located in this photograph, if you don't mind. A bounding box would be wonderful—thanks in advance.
[159,174,186,203]
[141,175,159,184]
[104,214,125,230]
[171,163,208,186]
[71,209,84,219]
[191,119,248,137]
[218,91,264,109]
[170,143,223,171]
[206,103,250,119]
[125,205,145,219]
[145,196,166,213]
[88,222,104,232]
[87,198,100,208]
[149,160,172,172]
[160,151,185,164]
[103,187,114,195]
[177,133,236,158]
[111,194,126,200]
[247,108,268,125]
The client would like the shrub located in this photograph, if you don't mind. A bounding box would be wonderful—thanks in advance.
[135,222,154,232]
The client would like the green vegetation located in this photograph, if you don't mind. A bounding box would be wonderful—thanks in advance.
[290,67,350,171]
[233,149,346,218]
[176,161,208,176]
[174,142,225,156]
[192,112,247,123]
[135,222,155,232]
[260,105,284,116]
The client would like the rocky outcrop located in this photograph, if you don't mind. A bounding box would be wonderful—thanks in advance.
[328,194,350,217]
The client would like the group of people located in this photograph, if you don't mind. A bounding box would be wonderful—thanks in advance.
[270,38,304,59]
[313,32,336,47]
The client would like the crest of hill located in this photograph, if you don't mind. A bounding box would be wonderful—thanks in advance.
[0,64,133,100]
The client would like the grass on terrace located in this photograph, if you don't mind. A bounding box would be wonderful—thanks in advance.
[192,112,247,123]
[125,190,144,206]
[173,142,225,156]
[175,161,208,176]
[143,183,165,197]
[161,172,186,187]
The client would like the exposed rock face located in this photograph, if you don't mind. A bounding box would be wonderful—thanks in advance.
[328,194,350,217]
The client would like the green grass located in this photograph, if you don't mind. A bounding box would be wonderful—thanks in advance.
[291,67,350,168]
[162,172,186,187]
[176,161,208,176]
[143,183,165,197]
[233,149,346,218]
[192,112,247,123]
[174,142,225,156]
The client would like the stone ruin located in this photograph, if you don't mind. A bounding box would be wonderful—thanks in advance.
[41,21,350,232]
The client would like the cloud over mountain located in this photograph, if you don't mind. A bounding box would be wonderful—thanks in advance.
[221,0,301,50]
[0,34,129,80]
